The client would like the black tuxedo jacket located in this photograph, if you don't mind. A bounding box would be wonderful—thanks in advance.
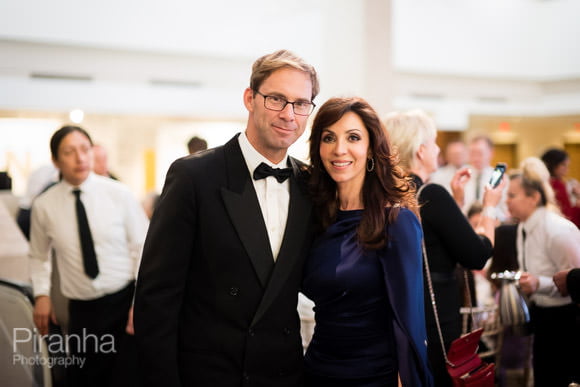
[134,134,314,387]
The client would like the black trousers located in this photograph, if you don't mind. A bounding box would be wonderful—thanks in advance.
[530,302,580,387]
[67,282,136,387]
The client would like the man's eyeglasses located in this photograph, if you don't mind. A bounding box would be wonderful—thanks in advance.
[254,90,315,116]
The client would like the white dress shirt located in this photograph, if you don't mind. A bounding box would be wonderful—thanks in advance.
[462,165,493,212]
[238,132,290,260]
[517,207,580,307]
[461,165,509,220]
[429,164,458,194]
[29,173,149,300]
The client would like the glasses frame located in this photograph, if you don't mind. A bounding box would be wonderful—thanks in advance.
[254,90,315,116]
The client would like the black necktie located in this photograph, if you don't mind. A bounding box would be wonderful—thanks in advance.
[253,162,292,183]
[521,228,527,272]
[73,189,99,279]
[475,172,482,201]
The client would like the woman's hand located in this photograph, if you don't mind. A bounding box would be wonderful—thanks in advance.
[450,167,471,208]
[482,174,506,208]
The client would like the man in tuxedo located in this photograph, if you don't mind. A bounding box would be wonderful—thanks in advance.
[134,49,319,387]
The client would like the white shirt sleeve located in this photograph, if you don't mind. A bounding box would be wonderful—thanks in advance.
[537,227,580,296]
[28,200,52,297]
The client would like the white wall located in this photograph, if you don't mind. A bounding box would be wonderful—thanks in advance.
[392,0,580,80]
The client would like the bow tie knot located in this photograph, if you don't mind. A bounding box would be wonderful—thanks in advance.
[253,162,292,183]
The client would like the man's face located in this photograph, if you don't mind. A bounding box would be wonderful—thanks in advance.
[53,131,93,186]
[92,145,108,176]
[446,142,467,168]
[469,139,492,171]
[244,67,313,163]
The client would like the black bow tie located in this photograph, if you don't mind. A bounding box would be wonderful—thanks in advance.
[253,162,292,183]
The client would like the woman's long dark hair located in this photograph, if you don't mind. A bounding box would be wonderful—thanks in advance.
[308,97,418,250]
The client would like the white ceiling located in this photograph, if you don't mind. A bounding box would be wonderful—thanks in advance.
[1,0,578,80]
[1,0,579,125]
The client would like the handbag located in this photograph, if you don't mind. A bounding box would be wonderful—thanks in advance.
[421,241,495,387]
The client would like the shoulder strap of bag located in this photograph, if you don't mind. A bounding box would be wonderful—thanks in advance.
[417,182,476,368]
[421,238,455,367]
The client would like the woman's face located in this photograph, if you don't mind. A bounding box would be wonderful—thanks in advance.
[319,111,370,192]
[553,158,570,179]
[421,135,440,174]
[506,178,540,222]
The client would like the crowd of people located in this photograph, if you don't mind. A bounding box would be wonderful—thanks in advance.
[8,49,580,386]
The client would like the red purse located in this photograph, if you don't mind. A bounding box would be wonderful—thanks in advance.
[446,328,495,387]
[421,237,495,387]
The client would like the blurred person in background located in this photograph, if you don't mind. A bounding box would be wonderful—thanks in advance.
[430,140,467,194]
[16,163,58,239]
[29,125,148,387]
[93,144,118,180]
[541,147,580,228]
[186,135,208,155]
[384,110,505,386]
[506,157,580,387]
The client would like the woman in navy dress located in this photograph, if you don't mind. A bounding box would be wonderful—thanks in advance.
[302,97,433,386]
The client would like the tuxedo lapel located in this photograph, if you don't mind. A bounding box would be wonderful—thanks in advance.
[221,136,274,288]
[251,157,311,326]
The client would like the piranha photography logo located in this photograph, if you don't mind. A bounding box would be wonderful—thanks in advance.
[12,327,116,368]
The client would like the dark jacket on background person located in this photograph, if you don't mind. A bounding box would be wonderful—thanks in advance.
[414,175,493,387]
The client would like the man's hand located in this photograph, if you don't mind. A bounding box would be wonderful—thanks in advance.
[33,296,57,335]
[518,272,539,296]
[553,269,571,297]
[126,306,134,335]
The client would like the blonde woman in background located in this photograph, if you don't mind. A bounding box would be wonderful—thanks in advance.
[506,157,580,387]
[384,110,505,387]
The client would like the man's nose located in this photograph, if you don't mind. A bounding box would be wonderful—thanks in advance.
[278,103,295,120]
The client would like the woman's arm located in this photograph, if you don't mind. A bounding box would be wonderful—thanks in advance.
[381,209,433,386]
[420,184,492,270]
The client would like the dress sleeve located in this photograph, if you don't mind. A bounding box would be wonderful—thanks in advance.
[420,184,492,269]
[380,208,433,386]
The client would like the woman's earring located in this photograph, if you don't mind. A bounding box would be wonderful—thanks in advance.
[366,157,375,172]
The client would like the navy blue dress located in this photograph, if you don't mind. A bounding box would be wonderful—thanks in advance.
[303,208,433,386]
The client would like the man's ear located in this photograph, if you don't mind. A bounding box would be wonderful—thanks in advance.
[243,88,254,112]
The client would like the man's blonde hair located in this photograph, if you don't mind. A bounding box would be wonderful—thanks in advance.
[250,49,319,100]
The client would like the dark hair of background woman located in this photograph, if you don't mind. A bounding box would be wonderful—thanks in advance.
[308,97,418,250]
[540,148,568,177]
[50,125,93,160]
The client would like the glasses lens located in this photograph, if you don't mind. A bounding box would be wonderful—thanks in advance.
[293,101,313,115]
[264,96,285,111]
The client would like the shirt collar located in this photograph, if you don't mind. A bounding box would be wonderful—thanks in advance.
[521,206,546,235]
[59,172,96,194]
[238,131,289,176]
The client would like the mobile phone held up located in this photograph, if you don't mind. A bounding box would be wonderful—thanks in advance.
[489,162,507,188]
